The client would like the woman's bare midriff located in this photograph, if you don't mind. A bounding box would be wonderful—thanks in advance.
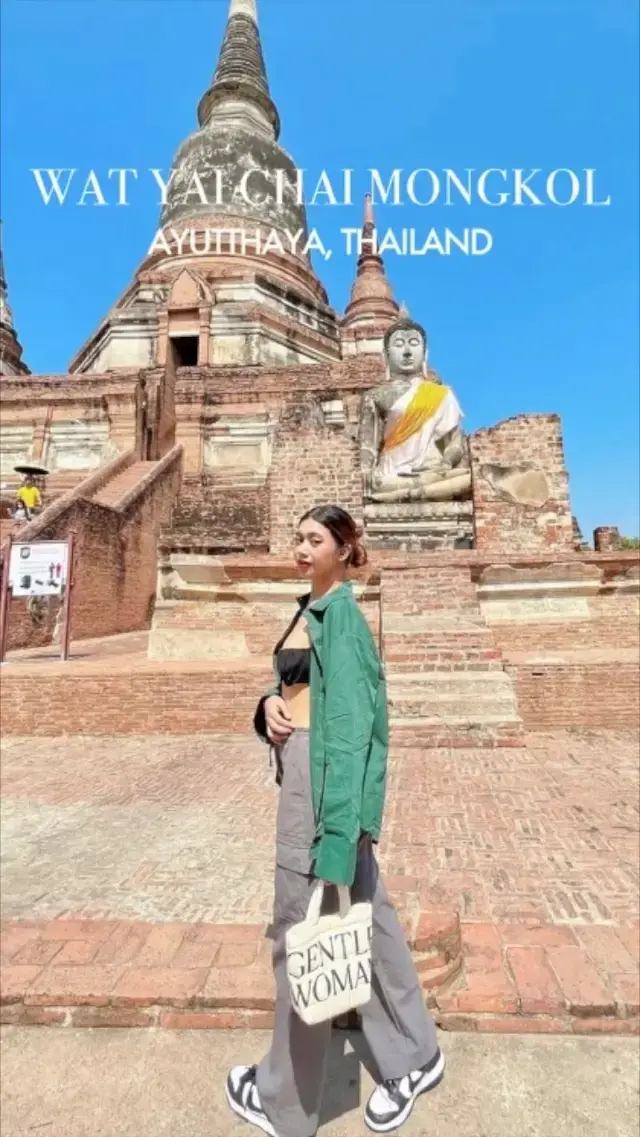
[281,683,311,728]
[278,612,311,728]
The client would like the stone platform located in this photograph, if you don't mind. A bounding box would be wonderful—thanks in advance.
[363,500,474,551]
[1,725,638,1034]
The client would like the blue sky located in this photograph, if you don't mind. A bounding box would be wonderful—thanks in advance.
[1,0,638,539]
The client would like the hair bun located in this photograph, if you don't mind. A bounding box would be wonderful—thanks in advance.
[351,538,368,569]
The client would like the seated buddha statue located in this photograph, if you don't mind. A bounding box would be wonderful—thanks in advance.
[360,311,472,503]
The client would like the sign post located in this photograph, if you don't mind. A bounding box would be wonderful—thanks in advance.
[3,537,73,663]
[61,530,76,662]
[0,534,13,665]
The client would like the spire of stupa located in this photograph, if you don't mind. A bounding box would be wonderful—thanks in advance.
[229,0,257,16]
[343,194,399,329]
[197,0,279,139]
[0,221,30,376]
[158,0,307,243]
[0,220,12,329]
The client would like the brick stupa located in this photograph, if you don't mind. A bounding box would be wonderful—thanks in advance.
[0,0,635,757]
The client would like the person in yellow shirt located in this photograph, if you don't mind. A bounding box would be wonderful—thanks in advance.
[14,475,42,519]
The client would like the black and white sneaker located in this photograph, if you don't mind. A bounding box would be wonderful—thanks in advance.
[364,1048,446,1132]
[225,1065,277,1136]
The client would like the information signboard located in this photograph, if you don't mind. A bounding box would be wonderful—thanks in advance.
[8,541,69,598]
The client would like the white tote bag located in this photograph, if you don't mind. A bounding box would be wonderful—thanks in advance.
[285,882,373,1026]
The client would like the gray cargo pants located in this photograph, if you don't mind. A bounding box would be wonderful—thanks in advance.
[256,729,439,1137]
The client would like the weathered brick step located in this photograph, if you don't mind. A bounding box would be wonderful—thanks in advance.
[92,462,159,508]
[384,633,496,652]
[391,727,525,745]
[391,702,520,721]
[0,908,462,1027]
[388,673,520,719]
[388,671,516,696]
[390,711,521,727]
[2,917,637,1035]
[389,689,518,709]
[385,658,505,672]
[390,720,525,747]
[436,922,640,1033]
[384,647,502,664]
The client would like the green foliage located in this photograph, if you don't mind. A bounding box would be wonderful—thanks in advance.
[620,536,640,549]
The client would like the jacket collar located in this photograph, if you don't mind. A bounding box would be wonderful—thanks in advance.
[297,580,353,615]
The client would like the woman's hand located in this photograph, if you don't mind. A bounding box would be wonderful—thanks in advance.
[264,695,294,744]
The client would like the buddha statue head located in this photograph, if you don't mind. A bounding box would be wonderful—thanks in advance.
[383,308,429,381]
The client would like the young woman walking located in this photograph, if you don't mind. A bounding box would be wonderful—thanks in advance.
[226,504,444,1137]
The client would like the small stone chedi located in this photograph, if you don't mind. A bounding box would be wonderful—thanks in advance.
[360,310,471,504]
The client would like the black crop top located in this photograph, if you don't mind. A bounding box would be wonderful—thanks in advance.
[274,605,311,687]
[277,647,311,687]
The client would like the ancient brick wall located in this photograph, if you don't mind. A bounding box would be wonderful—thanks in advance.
[3,652,635,737]
[0,662,273,735]
[381,564,480,613]
[488,592,640,654]
[173,358,383,400]
[508,660,640,728]
[470,415,574,555]
[268,397,363,555]
[169,477,269,551]
[4,449,182,652]
[0,371,140,465]
[477,556,640,655]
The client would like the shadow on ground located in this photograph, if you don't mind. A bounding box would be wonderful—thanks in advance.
[1,1026,638,1137]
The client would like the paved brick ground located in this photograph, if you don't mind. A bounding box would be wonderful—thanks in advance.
[1,727,638,1031]
[383,729,640,927]
[1,729,637,927]
[1,733,275,924]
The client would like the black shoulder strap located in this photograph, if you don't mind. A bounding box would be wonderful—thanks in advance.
[273,603,305,657]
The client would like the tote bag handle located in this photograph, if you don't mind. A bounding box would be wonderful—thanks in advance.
[305,881,350,926]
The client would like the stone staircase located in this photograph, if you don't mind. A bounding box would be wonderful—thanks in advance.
[43,471,89,498]
[382,567,524,747]
[91,461,159,508]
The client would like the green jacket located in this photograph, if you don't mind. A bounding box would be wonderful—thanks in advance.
[254,581,389,887]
